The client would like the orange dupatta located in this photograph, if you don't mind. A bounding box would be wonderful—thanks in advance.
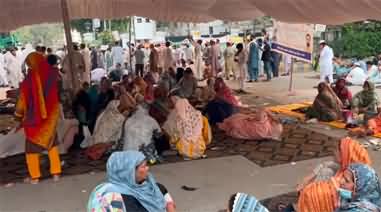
[298,180,339,212]
[335,137,371,179]
[15,52,60,149]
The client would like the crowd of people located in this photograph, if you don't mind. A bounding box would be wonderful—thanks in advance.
[2,33,381,212]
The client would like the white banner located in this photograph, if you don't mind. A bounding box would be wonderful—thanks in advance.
[272,21,315,63]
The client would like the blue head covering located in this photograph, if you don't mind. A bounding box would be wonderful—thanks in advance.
[88,151,166,212]
[339,163,381,212]
[232,193,269,212]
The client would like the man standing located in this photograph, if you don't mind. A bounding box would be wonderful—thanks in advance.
[183,44,193,64]
[261,39,273,81]
[208,40,221,77]
[191,39,203,79]
[134,44,145,77]
[319,40,334,83]
[163,41,174,72]
[247,37,259,82]
[90,47,98,70]
[4,48,22,88]
[111,41,124,68]
[149,44,159,73]
[80,43,91,83]
[223,42,236,80]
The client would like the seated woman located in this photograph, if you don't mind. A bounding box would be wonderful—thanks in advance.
[297,137,371,190]
[352,81,380,122]
[227,181,338,212]
[95,77,115,116]
[133,76,148,97]
[204,78,240,125]
[297,180,339,212]
[173,68,198,99]
[163,96,211,160]
[143,73,155,104]
[337,163,381,211]
[218,109,282,141]
[149,86,171,125]
[123,98,161,152]
[87,151,175,212]
[306,82,343,122]
[89,86,136,147]
[332,78,352,108]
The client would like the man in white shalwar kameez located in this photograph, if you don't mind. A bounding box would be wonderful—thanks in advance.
[80,43,91,83]
[111,41,124,68]
[191,39,203,79]
[4,49,22,88]
[0,52,7,86]
[319,40,334,83]
[163,42,174,72]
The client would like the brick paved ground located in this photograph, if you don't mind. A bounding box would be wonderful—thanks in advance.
[0,123,338,184]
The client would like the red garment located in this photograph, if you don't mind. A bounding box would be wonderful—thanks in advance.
[214,78,240,106]
[333,79,352,105]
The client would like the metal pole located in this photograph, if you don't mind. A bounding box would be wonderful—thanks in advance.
[61,0,78,94]
[288,57,296,96]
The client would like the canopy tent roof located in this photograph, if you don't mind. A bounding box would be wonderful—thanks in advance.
[2,0,381,31]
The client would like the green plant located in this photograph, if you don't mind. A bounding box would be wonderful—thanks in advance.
[331,21,381,59]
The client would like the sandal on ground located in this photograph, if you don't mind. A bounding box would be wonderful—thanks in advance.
[24,177,39,185]
[53,175,61,182]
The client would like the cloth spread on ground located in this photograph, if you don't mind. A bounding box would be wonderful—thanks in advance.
[218,109,283,140]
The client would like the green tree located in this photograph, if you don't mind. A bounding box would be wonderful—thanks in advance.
[331,21,381,58]
[12,23,64,47]
[97,31,114,45]
[71,19,93,34]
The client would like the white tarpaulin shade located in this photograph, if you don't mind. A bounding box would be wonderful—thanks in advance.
[1,0,381,31]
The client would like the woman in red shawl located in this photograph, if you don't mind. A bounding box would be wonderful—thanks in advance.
[15,52,61,184]
[332,78,352,108]
[214,77,241,107]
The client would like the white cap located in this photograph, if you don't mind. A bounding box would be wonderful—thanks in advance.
[319,40,326,45]
[354,62,361,67]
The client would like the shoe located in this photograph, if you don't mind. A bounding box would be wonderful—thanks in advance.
[247,80,253,83]
[24,177,39,185]
[53,175,60,182]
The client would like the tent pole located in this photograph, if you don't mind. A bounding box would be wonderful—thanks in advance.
[129,16,133,72]
[61,0,78,96]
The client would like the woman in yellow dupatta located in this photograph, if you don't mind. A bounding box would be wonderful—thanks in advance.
[163,96,211,159]
[15,52,61,184]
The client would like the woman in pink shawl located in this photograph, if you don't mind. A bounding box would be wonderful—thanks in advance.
[218,109,283,140]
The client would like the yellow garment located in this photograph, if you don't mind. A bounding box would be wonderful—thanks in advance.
[26,146,61,179]
[170,116,211,159]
